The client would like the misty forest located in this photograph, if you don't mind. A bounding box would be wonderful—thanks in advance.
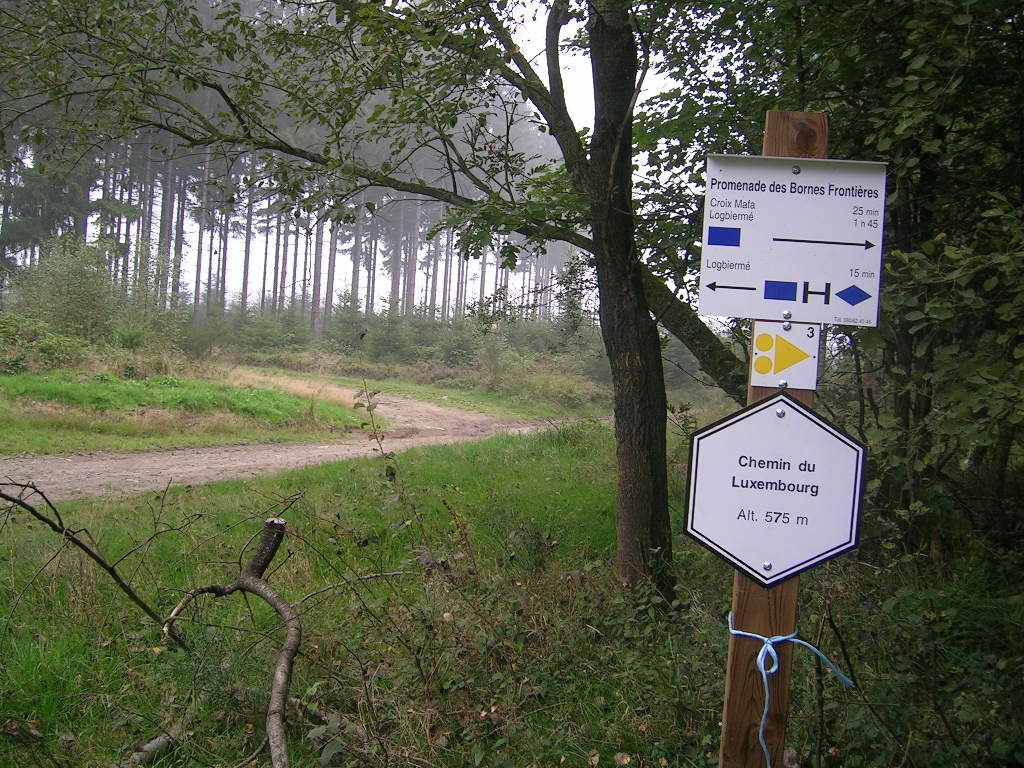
[1,1,1022,767]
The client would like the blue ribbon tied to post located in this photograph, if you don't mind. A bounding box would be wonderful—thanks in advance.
[728,612,854,768]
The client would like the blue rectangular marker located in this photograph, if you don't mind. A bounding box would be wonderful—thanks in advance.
[707,226,741,246]
[764,280,798,301]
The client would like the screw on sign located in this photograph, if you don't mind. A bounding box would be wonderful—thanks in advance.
[685,392,865,587]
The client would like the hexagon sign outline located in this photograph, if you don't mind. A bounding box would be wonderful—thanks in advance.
[686,392,865,586]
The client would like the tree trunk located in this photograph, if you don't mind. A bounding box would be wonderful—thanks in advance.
[323,219,338,329]
[442,227,454,321]
[310,217,324,337]
[120,165,133,294]
[261,199,273,312]
[193,158,208,321]
[641,270,746,404]
[278,214,289,313]
[427,235,439,319]
[387,207,402,312]
[301,224,311,312]
[171,172,187,308]
[402,201,419,314]
[478,246,487,304]
[206,210,215,312]
[156,161,175,310]
[138,153,155,298]
[365,215,378,315]
[241,172,255,315]
[455,237,467,317]
[350,197,364,312]
[218,206,229,311]
[0,165,9,300]
[289,220,299,309]
[589,0,671,593]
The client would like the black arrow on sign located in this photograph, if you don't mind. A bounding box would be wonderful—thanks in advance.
[773,236,876,250]
[706,281,756,292]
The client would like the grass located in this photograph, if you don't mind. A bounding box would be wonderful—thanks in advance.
[233,361,613,422]
[0,421,624,766]
[0,361,1020,768]
[0,370,363,455]
[2,417,1021,768]
[0,359,612,456]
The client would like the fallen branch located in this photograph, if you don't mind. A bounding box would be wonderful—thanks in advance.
[121,699,197,766]
[163,517,301,768]
[232,736,270,768]
[124,690,322,767]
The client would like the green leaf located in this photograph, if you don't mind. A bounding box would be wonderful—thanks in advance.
[319,739,345,767]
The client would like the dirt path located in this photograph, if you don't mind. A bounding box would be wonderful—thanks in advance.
[0,393,535,502]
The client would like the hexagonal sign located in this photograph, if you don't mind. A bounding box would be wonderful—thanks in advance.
[686,392,865,586]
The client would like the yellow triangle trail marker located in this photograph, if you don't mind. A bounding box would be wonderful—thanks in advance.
[773,334,811,373]
[750,321,820,389]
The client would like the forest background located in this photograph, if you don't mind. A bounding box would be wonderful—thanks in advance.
[1,0,1023,767]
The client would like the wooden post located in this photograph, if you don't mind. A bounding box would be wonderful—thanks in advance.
[718,110,829,767]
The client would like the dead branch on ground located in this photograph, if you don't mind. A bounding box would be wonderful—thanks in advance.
[163,517,302,768]
[120,698,198,766]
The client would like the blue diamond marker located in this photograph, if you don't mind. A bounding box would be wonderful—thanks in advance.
[836,285,871,306]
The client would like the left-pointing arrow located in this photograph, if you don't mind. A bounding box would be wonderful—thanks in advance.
[706,281,756,292]
[773,237,875,250]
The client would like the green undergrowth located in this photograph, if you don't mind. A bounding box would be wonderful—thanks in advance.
[2,421,1021,768]
[0,370,362,421]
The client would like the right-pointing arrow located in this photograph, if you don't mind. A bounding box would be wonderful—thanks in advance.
[773,237,876,250]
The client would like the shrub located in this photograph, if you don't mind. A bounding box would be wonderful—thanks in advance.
[0,313,85,373]
[7,236,126,340]
[361,313,420,362]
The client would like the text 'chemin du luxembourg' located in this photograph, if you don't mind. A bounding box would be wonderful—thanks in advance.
[731,454,819,497]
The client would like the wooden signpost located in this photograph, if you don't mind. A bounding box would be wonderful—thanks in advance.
[720,110,828,767]
[689,109,886,765]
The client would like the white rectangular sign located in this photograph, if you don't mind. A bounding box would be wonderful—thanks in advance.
[699,155,887,326]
